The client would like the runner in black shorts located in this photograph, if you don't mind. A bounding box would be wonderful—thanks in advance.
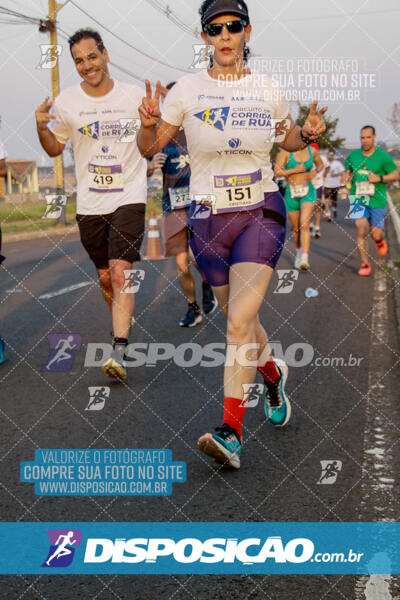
[137,0,327,468]
[35,29,147,380]
[324,149,345,220]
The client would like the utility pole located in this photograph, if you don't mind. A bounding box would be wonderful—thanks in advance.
[39,0,70,224]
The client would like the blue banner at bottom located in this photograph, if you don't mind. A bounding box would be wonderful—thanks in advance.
[0,522,398,574]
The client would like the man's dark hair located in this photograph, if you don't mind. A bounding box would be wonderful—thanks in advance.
[361,125,376,135]
[68,29,105,54]
[166,82,176,90]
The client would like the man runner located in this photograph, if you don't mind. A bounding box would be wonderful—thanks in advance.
[345,126,399,276]
[324,149,344,220]
[35,29,147,379]
[147,81,217,327]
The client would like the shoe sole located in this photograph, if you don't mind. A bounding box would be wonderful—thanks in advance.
[198,433,240,469]
[102,358,127,380]
[265,359,291,428]
[300,264,309,271]
[203,298,219,316]
[179,315,203,327]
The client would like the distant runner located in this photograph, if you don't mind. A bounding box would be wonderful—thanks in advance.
[275,143,325,271]
[147,82,217,327]
[345,125,399,276]
[324,149,344,221]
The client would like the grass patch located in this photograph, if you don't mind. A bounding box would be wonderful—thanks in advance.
[0,194,77,234]
[1,189,163,235]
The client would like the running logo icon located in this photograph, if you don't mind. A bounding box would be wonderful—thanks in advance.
[317,460,342,484]
[346,196,369,220]
[42,529,82,568]
[274,270,299,294]
[42,194,66,219]
[78,121,99,140]
[118,118,140,143]
[240,383,265,408]
[194,107,230,131]
[86,386,110,411]
[42,334,82,372]
[171,154,190,170]
[120,269,145,294]
[189,44,213,69]
[36,44,62,69]
[192,195,216,219]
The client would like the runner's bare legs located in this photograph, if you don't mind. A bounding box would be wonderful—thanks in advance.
[211,262,273,399]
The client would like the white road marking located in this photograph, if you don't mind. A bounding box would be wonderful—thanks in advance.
[355,262,395,600]
[38,282,94,299]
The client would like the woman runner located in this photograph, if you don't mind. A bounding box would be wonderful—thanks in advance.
[137,0,326,469]
[275,144,325,270]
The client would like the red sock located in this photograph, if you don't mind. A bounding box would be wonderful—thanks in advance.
[257,356,280,383]
[223,397,246,441]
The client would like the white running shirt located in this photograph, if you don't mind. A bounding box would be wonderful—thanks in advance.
[313,154,327,190]
[161,70,289,199]
[51,80,147,215]
[324,159,344,188]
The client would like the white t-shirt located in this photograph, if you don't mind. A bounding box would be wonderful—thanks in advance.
[161,70,289,202]
[0,139,7,161]
[313,154,327,189]
[50,80,147,215]
[324,158,344,188]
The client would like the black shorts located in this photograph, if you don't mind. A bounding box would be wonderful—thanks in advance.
[76,203,145,269]
[324,187,339,203]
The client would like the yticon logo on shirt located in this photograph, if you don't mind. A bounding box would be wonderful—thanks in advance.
[193,107,230,131]
[78,121,99,140]
[42,529,82,568]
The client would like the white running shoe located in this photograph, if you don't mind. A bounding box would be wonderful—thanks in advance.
[294,251,302,269]
[300,253,310,271]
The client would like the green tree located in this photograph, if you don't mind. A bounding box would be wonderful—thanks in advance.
[295,103,345,150]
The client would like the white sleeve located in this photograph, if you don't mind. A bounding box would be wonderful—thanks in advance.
[161,80,185,127]
[49,96,70,144]
[0,139,7,160]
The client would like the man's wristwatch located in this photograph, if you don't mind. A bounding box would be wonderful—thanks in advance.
[379,175,384,183]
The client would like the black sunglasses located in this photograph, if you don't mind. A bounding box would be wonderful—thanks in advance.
[204,19,247,37]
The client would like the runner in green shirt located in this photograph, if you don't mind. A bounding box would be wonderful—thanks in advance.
[345,125,398,276]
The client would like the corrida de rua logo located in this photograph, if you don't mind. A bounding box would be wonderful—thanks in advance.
[194,106,273,131]
[193,107,230,131]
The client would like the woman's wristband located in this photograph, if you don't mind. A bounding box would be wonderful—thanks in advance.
[300,128,312,146]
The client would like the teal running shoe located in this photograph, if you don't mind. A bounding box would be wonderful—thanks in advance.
[0,338,4,364]
[264,358,291,427]
[198,423,242,469]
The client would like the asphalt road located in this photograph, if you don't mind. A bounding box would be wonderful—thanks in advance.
[0,201,399,599]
